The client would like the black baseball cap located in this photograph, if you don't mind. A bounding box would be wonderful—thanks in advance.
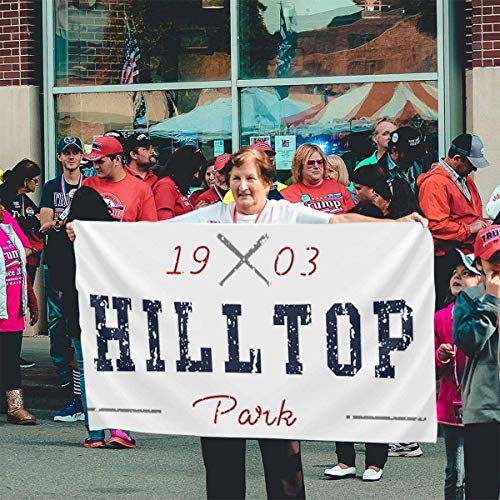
[450,134,489,169]
[125,132,153,155]
[57,136,83,153]
[390,126,423,154]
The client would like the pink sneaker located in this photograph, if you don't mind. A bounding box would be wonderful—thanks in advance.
[108,429,136,449]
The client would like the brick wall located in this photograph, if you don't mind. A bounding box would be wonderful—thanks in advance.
[61,0,130,86]
[471,0,500,67]
[0,0,39,86]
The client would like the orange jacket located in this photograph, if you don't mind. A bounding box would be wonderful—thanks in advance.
[417,163,484,256]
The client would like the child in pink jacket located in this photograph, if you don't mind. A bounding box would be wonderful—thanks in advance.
[434,250,483,500]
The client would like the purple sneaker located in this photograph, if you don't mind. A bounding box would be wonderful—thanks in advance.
[108,429,136,449]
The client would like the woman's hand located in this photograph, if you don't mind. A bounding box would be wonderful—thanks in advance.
[398,212,428,227]
[66,221,76,242]
[28,305,39,326]
[437,343,455,363]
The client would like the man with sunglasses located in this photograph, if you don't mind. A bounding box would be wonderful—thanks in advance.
[417,133,492,309]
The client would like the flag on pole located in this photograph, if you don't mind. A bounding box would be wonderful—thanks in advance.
[121,15,148,130]
[276,2,297,98]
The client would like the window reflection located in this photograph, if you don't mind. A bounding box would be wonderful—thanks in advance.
[56,89,232,163]
[240,0,437,79]
[55,0,230,86]
[239,82,438,176]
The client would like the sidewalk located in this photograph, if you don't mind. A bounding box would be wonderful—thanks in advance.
[21,335,71,411]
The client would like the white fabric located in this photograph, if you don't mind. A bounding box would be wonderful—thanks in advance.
[168,199,332,225]
[74,220,437,443]
[485,184,500,220]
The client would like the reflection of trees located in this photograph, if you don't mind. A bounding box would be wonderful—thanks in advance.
[239,0,276,78]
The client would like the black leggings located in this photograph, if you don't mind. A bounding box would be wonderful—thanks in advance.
[201,437,305,499]
[0,331,22,391]
[336,442,388,469]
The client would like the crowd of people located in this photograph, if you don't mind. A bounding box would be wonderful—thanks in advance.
[0,119,498,499]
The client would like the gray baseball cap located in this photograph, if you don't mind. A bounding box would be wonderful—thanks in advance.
[451,134,489,169]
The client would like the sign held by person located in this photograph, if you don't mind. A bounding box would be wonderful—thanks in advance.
[74,221,436,442]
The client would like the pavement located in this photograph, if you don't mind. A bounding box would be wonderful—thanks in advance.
[21,335,72,411]
[6,336,446,499]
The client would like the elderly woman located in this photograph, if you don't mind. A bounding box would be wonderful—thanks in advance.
[168,147,426,499]
[281,143,355,215]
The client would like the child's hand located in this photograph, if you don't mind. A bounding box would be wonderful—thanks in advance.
[438,343,455,362]
[484,269,500,298]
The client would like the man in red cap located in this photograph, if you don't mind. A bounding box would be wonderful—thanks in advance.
[194,153,231,208]
[83,136,157,222]
[453,224,500,500]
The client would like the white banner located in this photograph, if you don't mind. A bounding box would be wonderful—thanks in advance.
[74,221,437,442]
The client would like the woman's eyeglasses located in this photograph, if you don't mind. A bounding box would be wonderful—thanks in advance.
[306,159,324,167]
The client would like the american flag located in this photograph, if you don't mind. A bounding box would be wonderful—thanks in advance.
[120,18,141,85]
[276,3,297,79]
[121,16,148,129]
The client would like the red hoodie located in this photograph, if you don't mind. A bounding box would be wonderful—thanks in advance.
[417,163,485,256]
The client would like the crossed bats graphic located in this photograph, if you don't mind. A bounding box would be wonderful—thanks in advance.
[217,233,271,287]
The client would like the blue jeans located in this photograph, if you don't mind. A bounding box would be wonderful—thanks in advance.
[72,337,105,441]
[72,337,131,442]
[442,424,465,500]
[44,265,73,384]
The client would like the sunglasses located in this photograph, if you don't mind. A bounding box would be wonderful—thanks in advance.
[306,159,324,167]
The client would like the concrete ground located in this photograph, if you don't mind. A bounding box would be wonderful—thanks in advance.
[0,336,446,499]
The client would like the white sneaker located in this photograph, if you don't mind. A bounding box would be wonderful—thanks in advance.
[362,468,383,481]
[324,465,356,479]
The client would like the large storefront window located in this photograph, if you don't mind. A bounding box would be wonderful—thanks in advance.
[239,0,437,79]
[55,0,230,86]
[239,82,438,174]
[56,88,232,162]
[46,1,448,179]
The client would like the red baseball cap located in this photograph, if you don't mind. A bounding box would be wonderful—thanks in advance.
[474,224,500,261]
[249,141,276,157]
[214,153,232,172]
[84,136,124,162]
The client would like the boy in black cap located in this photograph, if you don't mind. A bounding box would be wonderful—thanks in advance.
[378,126,425,193]
[40,136,85,421]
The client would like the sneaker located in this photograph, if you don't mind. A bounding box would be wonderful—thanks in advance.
[19,357,35,368]
[324,465,356,479]
[388,442,423,457]
[362,468,383,481]
[53,397,85,422]
[108,429,136,449]
[83,438,106,448]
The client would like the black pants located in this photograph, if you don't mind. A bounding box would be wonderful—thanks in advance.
[200,437,305,499]
[434,252,460,310]
[464,422,500,499]
[0,331,23,390]
[336,442,388,469]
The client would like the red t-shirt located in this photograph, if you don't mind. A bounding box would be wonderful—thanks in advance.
[83,173,158,222]
[153,176,193,220]
[0,230,24,332]
[188,188,207,207]
[194,186,226,208]
[124,165,158,189]
[281,179,355,214]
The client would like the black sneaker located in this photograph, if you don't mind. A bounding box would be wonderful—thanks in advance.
[19,357,36,368]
